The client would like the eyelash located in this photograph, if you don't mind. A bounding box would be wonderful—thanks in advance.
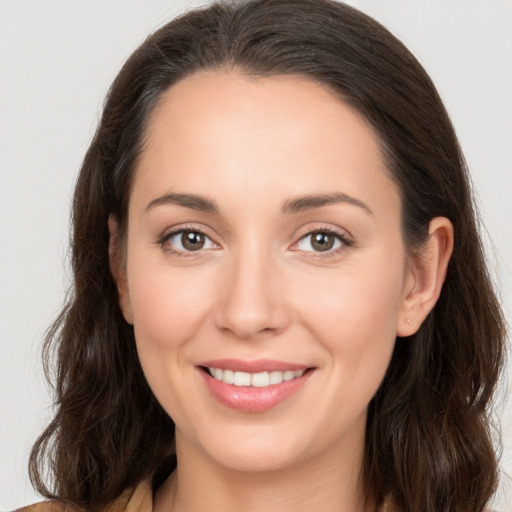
[157,225,353,258]
[157,225,215,257]
[293,227,353,258]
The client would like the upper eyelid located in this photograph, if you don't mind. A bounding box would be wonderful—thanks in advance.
[160,223,214,239]
[158,224,219,249]
[293,224,352,242]
[298,232,347,246]
[289,225,354,256]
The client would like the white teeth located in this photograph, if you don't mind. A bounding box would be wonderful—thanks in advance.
[251,372,270,387]
[233,371,251,386]
[208,368,305,387]
[283,370,296,381]
[269,371,284,385]
[223,369,235,384]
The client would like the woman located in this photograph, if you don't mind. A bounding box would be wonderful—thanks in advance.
[21,0,506,511]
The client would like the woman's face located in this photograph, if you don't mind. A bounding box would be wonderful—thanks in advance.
[116,71,416,473]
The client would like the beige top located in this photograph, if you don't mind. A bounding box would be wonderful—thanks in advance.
[16,480,395,512]
[16,482,152,512]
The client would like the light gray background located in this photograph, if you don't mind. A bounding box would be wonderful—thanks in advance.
[1,0,511,509]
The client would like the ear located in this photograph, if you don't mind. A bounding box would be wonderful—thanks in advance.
[396,217,454,337]
[108,215,133,325]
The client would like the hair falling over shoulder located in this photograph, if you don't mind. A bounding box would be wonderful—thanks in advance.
[29,1,506,511]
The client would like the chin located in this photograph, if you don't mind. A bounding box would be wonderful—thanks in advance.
[181,424,311,474]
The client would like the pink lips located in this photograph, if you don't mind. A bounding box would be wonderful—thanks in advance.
[198,359,313,413]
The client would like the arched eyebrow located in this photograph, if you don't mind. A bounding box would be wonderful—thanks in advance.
[145,193,220,214]
[282,192,373,215]
[145,191,373,216]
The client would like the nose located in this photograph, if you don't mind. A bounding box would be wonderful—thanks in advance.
[213,247,290,339]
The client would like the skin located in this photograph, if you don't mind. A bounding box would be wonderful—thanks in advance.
[110,71,453,512]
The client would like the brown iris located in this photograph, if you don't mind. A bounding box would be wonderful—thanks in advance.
[311,232,336,252]
[181,231,205,251]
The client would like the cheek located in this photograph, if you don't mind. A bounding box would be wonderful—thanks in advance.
[295,249,405,378]
[126,262,217,426]
[129,260,208,334]
[126,258,214,378]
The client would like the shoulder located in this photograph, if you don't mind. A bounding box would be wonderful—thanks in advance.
[15,502,81,512]
[14,479,153,512]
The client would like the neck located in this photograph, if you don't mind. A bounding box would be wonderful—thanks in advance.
[154,428,375,512]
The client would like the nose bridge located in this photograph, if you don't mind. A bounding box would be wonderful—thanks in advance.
[214,239,288,338]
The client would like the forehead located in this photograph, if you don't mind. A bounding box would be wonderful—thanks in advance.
[133,70,400,219]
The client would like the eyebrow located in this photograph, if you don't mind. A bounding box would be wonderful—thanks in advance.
[145,193,220,214]
[282,192,373,215]
[144,191,373,216]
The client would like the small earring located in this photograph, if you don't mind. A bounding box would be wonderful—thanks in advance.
[406,319,413,326]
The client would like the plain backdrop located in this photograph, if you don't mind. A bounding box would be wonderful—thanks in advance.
[1,0,511,509]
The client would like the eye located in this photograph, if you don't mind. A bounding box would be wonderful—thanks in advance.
[296,230,346,253]
[164,229,217,253]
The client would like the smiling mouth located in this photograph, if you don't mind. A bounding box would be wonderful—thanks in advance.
[205,367,306,387]
[198,359,315,412]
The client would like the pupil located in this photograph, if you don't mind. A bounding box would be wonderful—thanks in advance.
[312,232,334,251]
[182,231,204,251]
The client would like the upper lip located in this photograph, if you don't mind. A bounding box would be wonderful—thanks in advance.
[198,359,311,373]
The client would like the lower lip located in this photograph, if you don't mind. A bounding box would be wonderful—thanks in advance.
[200,369,313,413]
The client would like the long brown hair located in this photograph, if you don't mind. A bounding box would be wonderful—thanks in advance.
[30,1,506,510]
